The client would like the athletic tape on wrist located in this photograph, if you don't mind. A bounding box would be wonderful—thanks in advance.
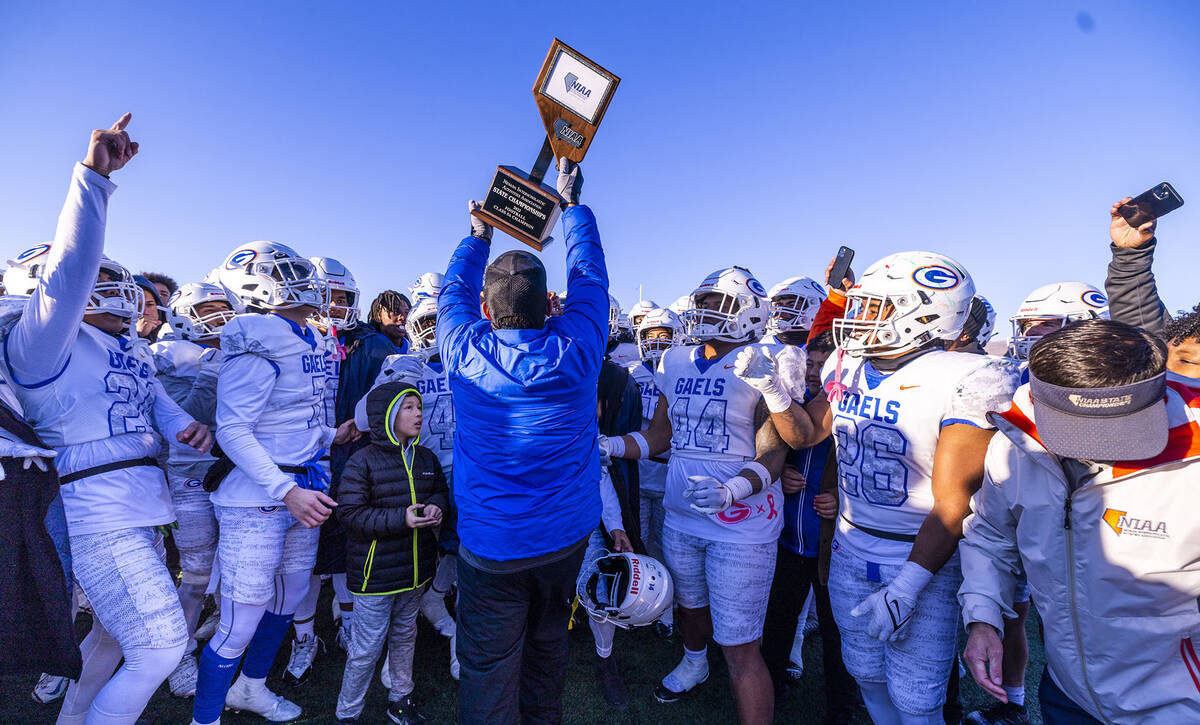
[725,475,754,502]
[742,461,771,494]
[763,386,793,414]
[605,435,626,459]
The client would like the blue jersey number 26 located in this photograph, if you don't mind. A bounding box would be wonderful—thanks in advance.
[834,416,909,506]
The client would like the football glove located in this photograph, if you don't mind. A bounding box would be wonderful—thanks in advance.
[556,158,583,206]
[850,561,933,642]
[0,435,57,482]
[732,346,792,413]
[468,200,493,242]
[683,474,753,515]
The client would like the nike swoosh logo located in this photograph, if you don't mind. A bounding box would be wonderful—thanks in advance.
[899,385,920,390]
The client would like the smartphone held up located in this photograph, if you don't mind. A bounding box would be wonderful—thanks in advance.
[1119,182,1184,228]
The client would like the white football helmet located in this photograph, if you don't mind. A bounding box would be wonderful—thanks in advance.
[607,294,622,340]
[167,282,234,342]
[309,256,361,327]
[409,272,444,303]
[684,267,769,343]
[1007,282,1109,361]
[5,242,142,319]
[216,241,320,313]
[636,307,683,364]
[766,276,825,335]
[407,296,438,351]
[627,299,659,329]
[576,552,674,629]
[833,251,975,358]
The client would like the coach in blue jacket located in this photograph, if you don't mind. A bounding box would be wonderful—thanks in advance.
[437,159,607,725]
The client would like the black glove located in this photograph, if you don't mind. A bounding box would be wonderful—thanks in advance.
[556,158,583,207]
[468,200,493,242]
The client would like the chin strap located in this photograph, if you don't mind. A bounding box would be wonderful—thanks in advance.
[824,348,849,403]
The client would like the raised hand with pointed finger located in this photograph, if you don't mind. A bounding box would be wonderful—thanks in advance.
[83,113,139,177]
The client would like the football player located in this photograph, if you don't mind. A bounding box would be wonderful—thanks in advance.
[1,116,212,725]
[627,298,659,330]
[408,272,444,304]
[746,251,1020,724]
[629,307,682,637]
[282,256,359,688]
[1006,282,1108,363]
[763,276,824,345]
[190,241,342,724]
[603,267,789,725]
[153,282,235,697]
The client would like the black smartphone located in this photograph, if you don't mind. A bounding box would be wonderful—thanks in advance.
[1119,182,1184,227]
[828,245,855,289]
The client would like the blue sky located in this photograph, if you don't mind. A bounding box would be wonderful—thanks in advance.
[2,1,1197,327]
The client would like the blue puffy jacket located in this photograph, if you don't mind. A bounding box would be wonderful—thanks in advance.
[437,205,608,561]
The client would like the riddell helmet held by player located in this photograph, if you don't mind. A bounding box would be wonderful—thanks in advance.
[309,256,361,327]
[1007,282,1109,361]
[636,307,683,364]
[216,241,321,313]
[833,251,976,358]
[683,266,770,343]
[766,276,825,335]
[167,282,234,342]
[576,552,674,629]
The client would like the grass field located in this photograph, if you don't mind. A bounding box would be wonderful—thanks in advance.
[0,584,1045,724]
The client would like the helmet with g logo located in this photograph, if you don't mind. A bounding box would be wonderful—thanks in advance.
[833,251,975,357]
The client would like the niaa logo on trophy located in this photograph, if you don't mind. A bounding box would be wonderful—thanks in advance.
[563,72,592,100]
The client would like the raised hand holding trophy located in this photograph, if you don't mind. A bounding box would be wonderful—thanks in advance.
[472,39,620,250]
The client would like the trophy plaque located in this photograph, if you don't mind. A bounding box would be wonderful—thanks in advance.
[473,39,620,250]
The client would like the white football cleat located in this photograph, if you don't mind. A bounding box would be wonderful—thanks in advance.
[168,653,199,697]
[31,672,70,704]
[282,635,323,687]
[225,676,301,722]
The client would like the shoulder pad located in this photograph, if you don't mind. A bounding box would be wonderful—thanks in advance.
[151,339,205,376]
[221,313,315,360]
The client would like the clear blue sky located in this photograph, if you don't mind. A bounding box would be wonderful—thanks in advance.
[2,1,1197,326]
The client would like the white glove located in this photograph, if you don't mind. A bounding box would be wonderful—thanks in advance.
[732,346,792,413]
[683,474,753,515]
[0,437,57,482]
[597,435,613,467]
[850,561,933,642]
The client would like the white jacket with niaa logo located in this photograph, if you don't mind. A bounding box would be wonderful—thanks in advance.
[958,382,1200,724]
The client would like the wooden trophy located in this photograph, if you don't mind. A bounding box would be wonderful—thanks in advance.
[472,39,620,251]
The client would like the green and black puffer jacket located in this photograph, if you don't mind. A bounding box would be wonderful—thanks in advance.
[337,381,449,595]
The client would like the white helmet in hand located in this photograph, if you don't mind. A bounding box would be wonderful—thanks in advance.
[766,276,825,335]
[217,241,320,313]
[309,256,361,327]
[167,282,234,342]
[1007,282,1108,361]
[636,307,682,364]
[576,552,674,629]
[684,267,769,343]
[833,251,975,358]
[407,296,438,351]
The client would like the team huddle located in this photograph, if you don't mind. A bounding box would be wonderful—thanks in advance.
[5,115,1198,725]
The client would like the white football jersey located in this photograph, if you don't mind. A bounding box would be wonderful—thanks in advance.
[152,338,219,470]
[824,349,1020,563]
[657,344,784,544]
[353,353,455,476]
[5,324,175,534]
[627,359,667,494]
[213,313,333,506]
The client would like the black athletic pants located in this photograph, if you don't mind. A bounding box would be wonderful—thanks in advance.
[456,546,586,725]
[761,545,858,721]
